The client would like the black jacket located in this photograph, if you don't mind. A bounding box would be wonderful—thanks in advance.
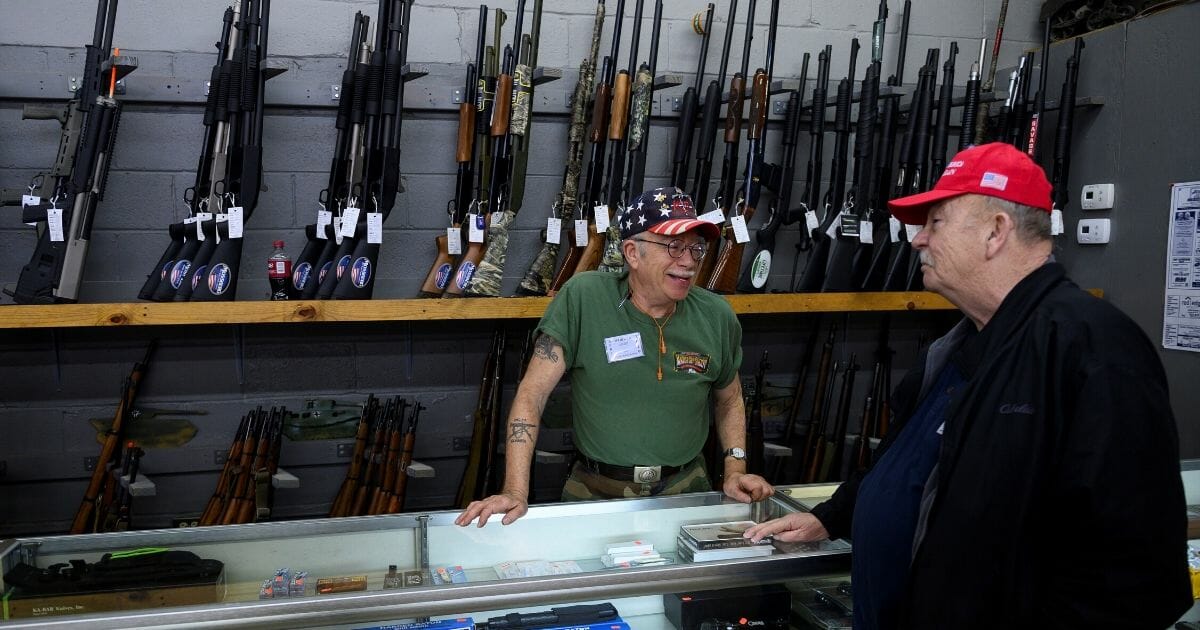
[813,263,1192,629]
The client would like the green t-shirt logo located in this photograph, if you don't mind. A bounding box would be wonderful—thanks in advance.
[674,351,710,374]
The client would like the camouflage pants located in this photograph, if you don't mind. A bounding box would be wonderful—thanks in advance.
[560,455,711,502]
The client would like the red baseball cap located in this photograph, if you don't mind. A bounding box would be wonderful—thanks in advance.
[887,142,1053,225]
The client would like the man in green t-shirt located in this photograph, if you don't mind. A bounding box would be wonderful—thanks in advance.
[456,187,774,527]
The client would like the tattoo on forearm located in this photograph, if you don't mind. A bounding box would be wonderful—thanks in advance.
[509,419,536,444]
[533,334,560,364]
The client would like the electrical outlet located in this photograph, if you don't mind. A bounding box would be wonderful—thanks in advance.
[84,456,98,472]
[452,437,470,452]
[336,442,354,458]
[214,449,228,466]
[172,516,201,528]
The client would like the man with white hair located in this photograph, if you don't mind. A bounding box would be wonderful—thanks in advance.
[746,143,1190,629]
[457,186,773,528]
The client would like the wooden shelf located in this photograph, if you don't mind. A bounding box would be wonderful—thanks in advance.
[0,292,966,329]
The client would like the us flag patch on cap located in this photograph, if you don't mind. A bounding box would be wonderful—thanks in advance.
[980,172,1009,191]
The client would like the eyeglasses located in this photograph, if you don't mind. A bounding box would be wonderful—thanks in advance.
[634,237,707,261]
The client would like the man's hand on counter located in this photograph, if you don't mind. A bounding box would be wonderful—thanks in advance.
[723,472,774,503]
[454,490,529,527]
[743,512,829,544]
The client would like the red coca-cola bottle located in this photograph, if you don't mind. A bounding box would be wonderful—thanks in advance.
[268,240,291,300]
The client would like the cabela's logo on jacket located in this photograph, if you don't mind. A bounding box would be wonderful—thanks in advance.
[674,351,710,374]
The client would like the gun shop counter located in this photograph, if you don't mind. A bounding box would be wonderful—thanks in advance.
[0,486,850,629]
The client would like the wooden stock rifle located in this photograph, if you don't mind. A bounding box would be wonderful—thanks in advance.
[71,340,154,535]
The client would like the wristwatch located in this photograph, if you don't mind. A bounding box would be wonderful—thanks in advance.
[723,447,746,461]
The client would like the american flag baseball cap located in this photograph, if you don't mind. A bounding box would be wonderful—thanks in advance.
[617,186,721,241]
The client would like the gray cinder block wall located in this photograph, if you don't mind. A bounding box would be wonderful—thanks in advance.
[13,0,1189,538]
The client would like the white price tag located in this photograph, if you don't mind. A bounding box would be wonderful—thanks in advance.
[214,213,226,243]
[889,217,903,242]
[1050,208,1064,236]
[805,209,820,234]
[546,217,562,244]
[227,206,244,239]
[332,217,344,245]
[316,209,332,238]
[195,212,213,241]
[859,219,874,244]
[22,194,40,224]
[905,224,922,242]
[826,214,842,239]
[447,226,463,255]
[341,206,361,238]
[574,219,589,246]
[490,211,504,227]
[367,212,383,244]
[698,208,726,225]
[595,205,611,233]
[48,207,64,242]
[468,213,485,243]
[730,214,750,244]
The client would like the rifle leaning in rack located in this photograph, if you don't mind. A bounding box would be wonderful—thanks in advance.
[670,4,714,193]
[514,0,605,297]
[1048,38,1084,239]
[382,401,423,514]
[707,0,781,295]
[465,0,548,298]
[71,340,155,535]
[548,0,628,293]
[324,0,415,300]
[456,328,506,507]
[442,7,507,297]
[746,351,770,476]
[587,0,644,277]
[695,0,758,289]
[825,45,880,292]
[141,1,278,302]
[418,10,480,298]
[689,0,738,220]
[3,0,136,304]
[739,53,808,294]
[603,0,672,273]
[293,12,370,299]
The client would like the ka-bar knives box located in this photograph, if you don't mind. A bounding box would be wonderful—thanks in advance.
[3,571,226,620]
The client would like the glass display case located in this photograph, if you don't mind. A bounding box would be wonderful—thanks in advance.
[0,487,850,629]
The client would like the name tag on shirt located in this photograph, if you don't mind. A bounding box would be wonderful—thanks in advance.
[604,332,644,363]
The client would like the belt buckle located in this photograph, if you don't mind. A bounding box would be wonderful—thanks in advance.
[632,465,661,483]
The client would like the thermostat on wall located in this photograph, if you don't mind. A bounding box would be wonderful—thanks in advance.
[1081,183,1115,210]
[1077,218,1110,245]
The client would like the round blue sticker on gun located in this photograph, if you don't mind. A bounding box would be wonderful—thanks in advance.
[335,255,352,280]
[292,262,312,290]
[169,260,191,289]
[455,262,476,290]
[351,257,372,289]
[435,263,452,289]
[190,265,208,291]
[207,263,232,296]
[318,260,334,284]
